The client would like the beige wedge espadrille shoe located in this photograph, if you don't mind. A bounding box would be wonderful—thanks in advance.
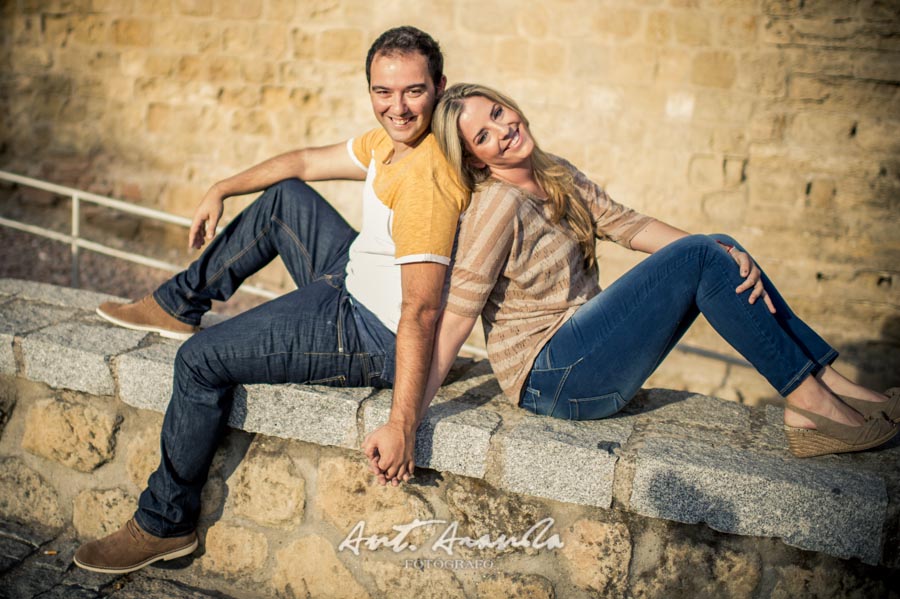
[783,404,898,458]
[838,390,900,424]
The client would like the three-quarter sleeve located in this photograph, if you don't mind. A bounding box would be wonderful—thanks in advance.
[567,162,656,250]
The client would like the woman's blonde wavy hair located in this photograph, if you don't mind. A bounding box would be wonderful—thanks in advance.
[433,83,597,269]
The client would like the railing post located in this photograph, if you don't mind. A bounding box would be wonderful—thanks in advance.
[71,193,80,288]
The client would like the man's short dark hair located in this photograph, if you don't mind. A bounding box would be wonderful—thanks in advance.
[365,26,443,86]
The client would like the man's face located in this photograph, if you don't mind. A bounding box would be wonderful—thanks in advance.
[369,51,445,156]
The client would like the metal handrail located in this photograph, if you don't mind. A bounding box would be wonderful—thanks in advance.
[0,169,278,300]
[0,170,493,356]
[0,170,750,367]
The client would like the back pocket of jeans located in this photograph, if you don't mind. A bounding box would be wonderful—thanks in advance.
[520,386,541,414]
[527,366,572,413]
[567,391,626,420]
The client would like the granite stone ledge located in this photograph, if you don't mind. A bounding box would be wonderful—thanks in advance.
[0,278,227,330]
[0,299,78,337]
[0,299,80,375]
[629,436,888,565]
[115,342,179,411]
[500,414,634,508]
[759,404,792,451]
[362,390,501,478]
[233,383,374,449]
[631,390,753,430]
[116,341,378,448]
[20,320,146,395]
[437,358,503,401]
[0,279,122,312]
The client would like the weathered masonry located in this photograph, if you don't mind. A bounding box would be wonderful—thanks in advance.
[0,279,897,598]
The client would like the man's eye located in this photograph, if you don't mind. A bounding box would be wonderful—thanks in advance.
[407,89,424,97]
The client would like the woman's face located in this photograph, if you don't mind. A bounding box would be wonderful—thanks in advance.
[457,95,535,173]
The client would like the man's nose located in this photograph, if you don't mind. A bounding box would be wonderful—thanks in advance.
[391,94,407,114]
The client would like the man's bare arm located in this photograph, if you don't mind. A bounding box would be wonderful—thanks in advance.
[362,261,446,485]
[189,142,365,249]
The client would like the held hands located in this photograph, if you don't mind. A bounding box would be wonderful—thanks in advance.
[725,246,777,314]
[362,422,416,487]
[188,187,225,250]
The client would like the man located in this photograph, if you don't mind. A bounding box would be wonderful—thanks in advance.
[73,26,467,574]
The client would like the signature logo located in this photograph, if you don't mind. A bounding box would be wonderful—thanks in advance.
[337,517,564,556]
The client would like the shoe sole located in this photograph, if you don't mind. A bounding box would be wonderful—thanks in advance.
[73,537,199,574]
[96,307,195,341]
[785,424,899,458]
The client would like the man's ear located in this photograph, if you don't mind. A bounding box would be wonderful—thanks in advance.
[466,155,486,169]
[435,75,447,98]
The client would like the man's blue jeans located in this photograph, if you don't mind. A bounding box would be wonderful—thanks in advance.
[521,234,837,420]
[136,179,396,537]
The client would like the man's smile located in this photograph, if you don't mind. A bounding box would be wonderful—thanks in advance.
[388,116,413,126]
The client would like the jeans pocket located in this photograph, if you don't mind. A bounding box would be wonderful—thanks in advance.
[566,391,627,420]
[308,374,347,387]
[525,366,570,416]
[365,353,387,387]
[520,386,540,414]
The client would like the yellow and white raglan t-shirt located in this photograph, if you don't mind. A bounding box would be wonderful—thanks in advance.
[344,128,469,332]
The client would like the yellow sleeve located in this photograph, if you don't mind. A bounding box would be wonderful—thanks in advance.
[349,129,383,170]
[391,144,469,264]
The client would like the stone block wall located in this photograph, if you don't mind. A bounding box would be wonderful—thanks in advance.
[1,375,896,599]
[1,279,899,598]
[0,1,898,402]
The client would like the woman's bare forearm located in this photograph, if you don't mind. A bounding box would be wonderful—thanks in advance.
[419,311,478,422]
[630,220,690,254]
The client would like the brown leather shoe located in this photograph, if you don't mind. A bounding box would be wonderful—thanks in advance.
[97,294,198,340]
[73,518,198,574]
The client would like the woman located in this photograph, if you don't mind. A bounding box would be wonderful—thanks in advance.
[422,82,898,460]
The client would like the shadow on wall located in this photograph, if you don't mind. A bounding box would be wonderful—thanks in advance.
[837,315,900,393]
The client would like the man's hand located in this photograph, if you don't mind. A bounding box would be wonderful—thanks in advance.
[184,142,367,251]
[362,422,416,487]
[188,187,225,250]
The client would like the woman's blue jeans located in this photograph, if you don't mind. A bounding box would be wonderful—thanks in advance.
[521,234,837,421]
[136,179,396,537]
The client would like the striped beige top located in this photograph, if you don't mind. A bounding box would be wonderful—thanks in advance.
[445,158,656,402]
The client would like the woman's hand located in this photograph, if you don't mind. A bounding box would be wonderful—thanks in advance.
[727,247,777,314]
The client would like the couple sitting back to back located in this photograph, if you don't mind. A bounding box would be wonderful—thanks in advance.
[74,26,899,575]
